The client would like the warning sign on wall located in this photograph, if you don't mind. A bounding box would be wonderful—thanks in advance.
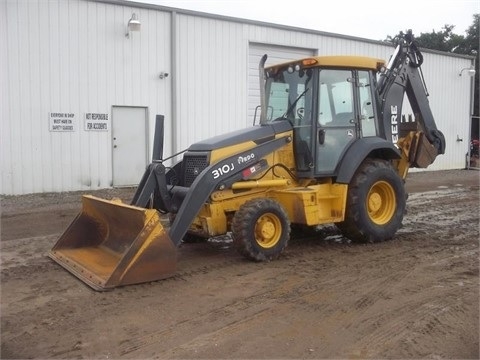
[85,113,109,131]
[49,112,76,132]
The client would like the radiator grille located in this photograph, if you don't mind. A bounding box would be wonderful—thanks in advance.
[183,154,209,186]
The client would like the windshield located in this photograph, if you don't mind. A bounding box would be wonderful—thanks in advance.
[265,67,314,125]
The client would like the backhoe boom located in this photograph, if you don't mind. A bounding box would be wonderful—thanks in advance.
[377,30,446,162]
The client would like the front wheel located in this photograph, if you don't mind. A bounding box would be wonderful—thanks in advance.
[232,198,290,261]
[337,159,405,243]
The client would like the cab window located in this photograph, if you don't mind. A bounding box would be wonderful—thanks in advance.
[318,70,354,127]
[358,70,377,136]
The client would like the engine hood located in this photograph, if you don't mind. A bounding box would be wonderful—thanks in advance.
[188,121,292,152]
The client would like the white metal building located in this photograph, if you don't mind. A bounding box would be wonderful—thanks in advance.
[1,0,475,195]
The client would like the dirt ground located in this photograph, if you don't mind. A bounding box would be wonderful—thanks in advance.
[1,169,479,359]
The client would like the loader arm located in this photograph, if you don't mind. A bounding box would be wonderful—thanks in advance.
[168,134,292,246]
[377,30,446,169]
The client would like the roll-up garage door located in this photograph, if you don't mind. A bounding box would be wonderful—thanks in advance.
[248,43,316,125]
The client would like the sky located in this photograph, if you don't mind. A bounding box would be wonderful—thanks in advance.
[128,0,479,41]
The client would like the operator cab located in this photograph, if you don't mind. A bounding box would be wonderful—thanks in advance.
[264,56,386,178]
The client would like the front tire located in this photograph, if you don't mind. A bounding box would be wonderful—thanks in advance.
[337,159,405,243]
[232,198,290,261]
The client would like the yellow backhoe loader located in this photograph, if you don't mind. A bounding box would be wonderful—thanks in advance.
[49,30,445,290]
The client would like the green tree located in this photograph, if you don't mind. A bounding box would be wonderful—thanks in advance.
[415,24,459,52]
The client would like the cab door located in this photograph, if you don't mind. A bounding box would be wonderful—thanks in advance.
[315,69,358,175]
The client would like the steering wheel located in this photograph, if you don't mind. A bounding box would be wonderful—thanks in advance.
[297,107,304,120]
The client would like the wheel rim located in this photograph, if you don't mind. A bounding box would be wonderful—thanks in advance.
[254,213,282,249]
[366,181,396,225]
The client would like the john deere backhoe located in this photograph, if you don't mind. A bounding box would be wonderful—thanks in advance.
[49,30,445,290]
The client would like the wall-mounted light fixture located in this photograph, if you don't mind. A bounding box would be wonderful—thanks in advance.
[458,66,476,77]
[125,13,141,38]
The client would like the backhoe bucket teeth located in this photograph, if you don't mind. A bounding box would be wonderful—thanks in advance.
[48,195,176,291]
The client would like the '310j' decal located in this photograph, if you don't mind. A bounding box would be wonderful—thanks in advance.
[212,163,235,179]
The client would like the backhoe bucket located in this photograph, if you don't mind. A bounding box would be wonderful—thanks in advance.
[49,195,177,291]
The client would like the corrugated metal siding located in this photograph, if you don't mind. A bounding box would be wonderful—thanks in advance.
[174,14,246,155]
[0,0,6,195]
[1,0,473,194]
[1,0,171,194]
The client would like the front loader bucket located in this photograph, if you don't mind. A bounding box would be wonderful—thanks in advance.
[49,195,177,291]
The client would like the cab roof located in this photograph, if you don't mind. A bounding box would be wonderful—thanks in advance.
[266,56,386,72]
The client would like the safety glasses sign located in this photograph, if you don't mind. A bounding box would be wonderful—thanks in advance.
[49,112,76,132]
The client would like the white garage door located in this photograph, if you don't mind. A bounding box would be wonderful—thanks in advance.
[248,43,316,125]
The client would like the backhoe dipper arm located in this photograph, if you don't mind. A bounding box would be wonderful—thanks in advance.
[377,31,446,157]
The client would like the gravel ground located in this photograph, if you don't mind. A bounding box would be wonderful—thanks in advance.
[1,169,479,359]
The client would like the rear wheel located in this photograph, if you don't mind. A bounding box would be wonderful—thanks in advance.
[337,159,405,243]
[232,198,290,261]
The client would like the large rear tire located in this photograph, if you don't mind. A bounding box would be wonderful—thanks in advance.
[337,159,405,243]
[232,198,290,261]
